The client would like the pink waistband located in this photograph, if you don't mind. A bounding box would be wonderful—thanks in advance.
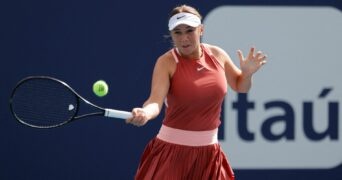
[156,125,218,146]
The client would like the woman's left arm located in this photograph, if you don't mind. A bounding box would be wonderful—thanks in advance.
[235,47,267,92]
[212,46,267,93]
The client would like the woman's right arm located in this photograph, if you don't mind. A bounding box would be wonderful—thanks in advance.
[126,53,175,127]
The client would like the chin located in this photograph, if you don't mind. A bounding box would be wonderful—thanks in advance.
[180,46,194,54]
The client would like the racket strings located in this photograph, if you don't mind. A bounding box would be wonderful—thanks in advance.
[11,79,78,128]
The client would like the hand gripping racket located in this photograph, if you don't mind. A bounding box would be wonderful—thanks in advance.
[9,76,132,128]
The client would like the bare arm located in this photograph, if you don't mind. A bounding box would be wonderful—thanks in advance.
[236,47,267,92]
[211,45,267,93]
[126,53,175,126]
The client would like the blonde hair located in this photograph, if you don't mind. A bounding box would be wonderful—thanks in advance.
[169,5,202,20]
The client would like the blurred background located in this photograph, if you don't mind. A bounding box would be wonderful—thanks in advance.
[1,0,341,179]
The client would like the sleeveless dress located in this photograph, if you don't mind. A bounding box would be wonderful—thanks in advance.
[135,44,235,180]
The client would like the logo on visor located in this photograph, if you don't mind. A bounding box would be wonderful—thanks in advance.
[176,15,185,19]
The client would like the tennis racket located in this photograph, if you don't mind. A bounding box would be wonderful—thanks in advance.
[9,76,132,128]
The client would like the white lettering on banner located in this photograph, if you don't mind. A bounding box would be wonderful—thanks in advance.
[203,6,342,169]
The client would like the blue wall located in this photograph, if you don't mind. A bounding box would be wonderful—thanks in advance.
[1,0,341,179]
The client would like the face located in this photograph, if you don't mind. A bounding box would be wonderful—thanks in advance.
[170,24,203,59]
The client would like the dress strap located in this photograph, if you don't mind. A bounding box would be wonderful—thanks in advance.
[171,49,179,63]
[201,44,225,69]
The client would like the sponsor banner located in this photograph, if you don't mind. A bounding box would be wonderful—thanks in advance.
[203,6,342,169]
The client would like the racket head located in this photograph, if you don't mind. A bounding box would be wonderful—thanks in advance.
[9,76,79,128]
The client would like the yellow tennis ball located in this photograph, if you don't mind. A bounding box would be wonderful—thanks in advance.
[93,80,108,97]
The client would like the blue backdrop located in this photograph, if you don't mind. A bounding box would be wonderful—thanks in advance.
[1,0,341,179]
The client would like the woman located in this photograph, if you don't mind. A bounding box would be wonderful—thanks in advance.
[126,4,267,180]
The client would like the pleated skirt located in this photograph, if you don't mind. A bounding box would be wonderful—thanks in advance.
[135,126,235,180]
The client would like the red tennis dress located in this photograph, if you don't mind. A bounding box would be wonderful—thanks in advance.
[135,44,235,180]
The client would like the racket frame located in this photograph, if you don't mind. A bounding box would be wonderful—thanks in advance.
[9,76,130,128]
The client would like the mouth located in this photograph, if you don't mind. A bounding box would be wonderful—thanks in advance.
[182,44,190,49]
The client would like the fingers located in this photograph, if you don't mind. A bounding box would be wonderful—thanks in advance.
[126,108,148,127]
[247,47,255,60]
[255,51,267,64]
[237,50,244,62]
[238,47,260,61]
[259,53,267,65]
[239,47,267,64]
[255,51,263,60]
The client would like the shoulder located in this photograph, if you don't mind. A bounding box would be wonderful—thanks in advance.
[202,43,232,67]
[155,49,177,76]
[157,49,177,65]
[202,43,229,58]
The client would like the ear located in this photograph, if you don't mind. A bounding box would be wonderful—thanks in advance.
[199,24,204,36]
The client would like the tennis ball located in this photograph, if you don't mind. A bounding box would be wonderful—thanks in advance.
[93,80,108,97]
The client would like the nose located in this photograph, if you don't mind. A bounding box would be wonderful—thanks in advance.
[179,33,189,43]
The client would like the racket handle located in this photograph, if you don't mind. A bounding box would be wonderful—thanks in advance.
[105,109,132,119]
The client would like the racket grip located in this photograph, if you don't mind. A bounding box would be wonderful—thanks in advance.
[105,109,132,119]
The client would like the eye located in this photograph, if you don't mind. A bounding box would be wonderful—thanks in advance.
[172,30,182,36]
[186,29,195,34]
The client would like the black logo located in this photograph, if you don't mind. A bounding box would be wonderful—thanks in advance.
[176,15,185,19]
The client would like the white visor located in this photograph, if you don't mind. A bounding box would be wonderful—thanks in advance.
[168,12,201,31]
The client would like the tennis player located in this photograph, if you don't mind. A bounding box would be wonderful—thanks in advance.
[126,4,267,180]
